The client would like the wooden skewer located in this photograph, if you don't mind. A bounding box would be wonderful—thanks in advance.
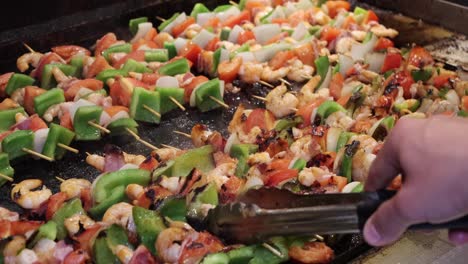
[314,234,324,241]
[23,42,36,53]
[169,96,186,111]
[279,78,292,86]
[22,148,54,162]
[209,96,229,109]
[143,104,162,118]
[57,143,79,154]
[251,95,267,102]
[258,80,274,88]
[262,243,283,258]
[301,74,313,80]
[88,121,110,134]
[229,0,239,6]
[161,144,180,150]
[55,176,66,182]
[290,107,298,112]
[156,16,166,22]
[0,173,13,182]
[125,128,159,151]
[174,130,191,138]
[85,152,92,156]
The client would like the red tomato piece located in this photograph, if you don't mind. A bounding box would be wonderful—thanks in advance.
[46,192,68,220]
[265,169,298,186]
[205,37,220,51]
[172,17,196,38]
[293,42,316,66]
[86,56,112,78]
[182,75,209,103]
[407,46,434,68]
[269,50,295,70]
[320,26,342,43]
[374,38,394,51]
[95,33,118,57]
[237,31,255,45]
[218,57,242,83]
[30,115,48,131]
[363,10,379,24]
[296,97,325,127]
[326,0,351,18]
[329,73,344,100]
[243,108,276,134]
[24,86,46,114]
[381,52,403,73]
[179,43,202,66]
[222,10,251,28]
[433,73,455,88]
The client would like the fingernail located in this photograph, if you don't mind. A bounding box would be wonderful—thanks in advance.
[364,222,381,246]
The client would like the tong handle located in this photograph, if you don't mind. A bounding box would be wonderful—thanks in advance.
[357,189,468,231]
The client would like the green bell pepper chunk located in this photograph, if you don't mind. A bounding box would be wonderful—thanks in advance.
[41,64,78,89]
[5,73,35,95]
[102,43,132,61]
[130,87,161,123]
[227,245,256,264]
[212,48,223,75]
[291,158,307,171]
[201,252,229,264]
[158,13,180,32]
[42,123,75,160]
[34,88,65,116]
[107,118,138,135]
[316,101,346,124]
[191,3,210,18]
[121,59,152,73]
[158,58,190,76]
[383,70,394,79]
[2,130,34,160]
[28,221,57,247]
[411,68,433,82]
[171,145,215,177]
[94,237,120,264]
[239,0,247,10]
[362,32,373,44]
[158,196,187,222]
[145,50,169,62]
[96,69,128,83]
[70,56,84,77]
[195,78,224,112]
[317,0,327,7]
[308,25,321,36]
[230,144,259,177]
[333,63,341,74]
[354,6,368,16]
[250,237,289,264]
[214,5,232,12]
[164,42,177,59]
[393,99,420,114]
[220,28,231,41]
[0,108,26,132]
[230,43,250,59]
[0,153,14,187]
[158,87,185,114]
[52,199,85,240]
[340,140,360,182]
[129,17,148,35]
[89,185,126,219]
[314,56,330,90]
[458,110,468,117]
[73,105,103,141]
[93,169,151,204]
[336,131,356,152]
[133,206,166,255]
[274,116,303,131]
[196,182,218,205]
[152,159,175,179]
[351,182,364,193]
[107,224,133,250]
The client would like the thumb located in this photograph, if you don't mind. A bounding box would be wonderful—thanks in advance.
[363,191,415,246]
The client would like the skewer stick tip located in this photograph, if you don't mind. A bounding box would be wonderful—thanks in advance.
[251,95,267,102]
[55,176,66,182]
[0,173,13,182]
[262,243,284,258]
[279,78,292,86]
[209,96,229,109]
[169,96,186,111]
[156,16,166,22]
[174,130,192,139]
[161,144,180,150]
[143,104,162,118]
[22,148,54,162]
[88,120,111,134]
[258,80,274,88]
[22,42,36,53]
[57,143,79,154]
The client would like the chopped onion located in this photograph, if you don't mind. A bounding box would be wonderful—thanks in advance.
[119,164,139,170]
[162,13,187,33]
[189,82,204,107]
[350,33,378,61]
[326,127,343,152]
[192,29,216,49]
[338,54,354,76]
[340,80,361,98]
[156,76,179,88]
[73,88,94,101]
[219,49,230,63]
[69,99,96,123]
[109,111,130,123]
[310,107,319,126]
[446,90,460,106]
[224,133,240,153]
[253,43,290,62]
[228,25,245,43]
[174,37,188,53]
[288,157,299,169]
[265,6,286,23]
[243,176,264,191]
[197,12,215,26]
[252,24,281,45]
[334,12,347,28]
[317,67,332,90]
[283,2,297,16]
[365,52,386,73]
[296,0,314,10]
[33,128,49,153]
[99,111,111,127]
[235,52,256,62]
[216,6,241,22]
[130,22,153,43]
[342,182,362,193]
[219,80,225,98]
[291,22,307,41]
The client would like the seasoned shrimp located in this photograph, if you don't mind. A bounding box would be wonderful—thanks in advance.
[335,37,355,54]
[325,111,355,131]
[290,135,322,161]
[247,152,271,165]
[60,178,91,199]
[51,67,71,83]
[3,236,26,257]
[351,30,367,41]
[287,59,315,83]
[153,32,174,48]
[370,24,398,38]
[102,202,133,227]
[11,88,25,105]
[206,162,237,190]
[125,184,145,201]
[297,76,322,107]
[152,147,184,162]
[16,249,39,264]
[191,124,214,147]
[160,176,186,194]
[266,84,299,118]
[261,65,289,83]
[16,52,43,72]
[123,153,146,166]
[11,180,52,209]
[156,227,188,263]
[289,242,334,264]
[425,99,459,115]
[0,207,19,221]
[352,149,376,182]
[349,134,378,153]
[299,167,325,187]
[115,245,134,264]
[64,214,96,236]
[43,104,61,122]
[239,62,263,83]
[185,24,202,39]
[33,239,56,264]
[86,154,105,171]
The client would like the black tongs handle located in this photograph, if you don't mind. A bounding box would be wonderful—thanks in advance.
[357,190,468,231]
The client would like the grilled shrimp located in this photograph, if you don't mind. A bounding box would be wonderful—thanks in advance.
[115,245,134,264]
[352,149,376,182]
[3,236,26,258]
[86,154,105,171]
[289,242,334,264]
[185,24,203,39]
[248,152,272,165]
[191,124,213,147]
[126,184,145,201]
[156,227,189,263]
[11,88,25,105]
[51,66,71,83]
[325,111,355,131]
[152,147,184,162]
[43,104,61,122]
[349,134,378,153]
[370,24,398,38]
[299,167,327,187]
[102,202,133,227]
[17,52,43,72]
[123,153,146,166]
[261,66,290,83]
[335,37,355,54]
[266,84,299,118]
[154,32,174,48]
[15,249,39,264]
[60,178,91,199]
[239,62,263,83]
[64,214,96,236]
[33,239,57,264]
[297,76,323,107]
[287,59,315,82]
[290,135,322,161]
[425,99,459,115]
[351,30,367,41]
[11,180,52,209]
[159,176,185,194]
[206,162,237,190]
[0,207,19,221]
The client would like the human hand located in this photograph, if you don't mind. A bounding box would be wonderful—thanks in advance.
[363,115,468,246]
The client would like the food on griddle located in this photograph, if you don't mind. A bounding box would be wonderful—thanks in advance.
[1,0,468,263]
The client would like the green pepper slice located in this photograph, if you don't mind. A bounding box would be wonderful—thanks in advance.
[291,158,307,171]
[230,144,259,177]
[106,224,133,250]
[171,145,215,177]
[70,55,85,77]
[42,123,75,160]
[94,237,120,264]
[121,59,152,73]
[96,69,129,83]
[274,116,303,131]
[220,28,231,41]
[158,196,187,222]
[393,99,420,114]
[2,130,34,160]
[89,185,126,219]
[371,116,395,141]
[190,3,210,18]
[5,73,35,95]
[411,68,433,82]
[212,48,223,75]
[227,245,256,264]
[28,220,57,247]
[129,17,148,35]
[152,160,175,179]
[214,5,232,12]
[0,108,26,132]
[52,199,85,240]
[314,56,330,90]
[187,182,219,219]
[336,131,356,152]
[316,101,346,124]
[201,252,229,264]
[250,237,289,264]
[164,42,177,59]
[158,87,185,114]
[158,13,180,32]
[133,206,166,255]
[0,153,14,187]
[145,50,169,62]
[340,140,360,182]
[158,58,190,76]
[41,64,78,89]
[230,43,250,59]
[351,182,364,193]
[107,118,138,135]
[34,88,65,117]
[73,105,103,141]
[130,87,161,123]
[195,78,224,112]
[102,43,132,61]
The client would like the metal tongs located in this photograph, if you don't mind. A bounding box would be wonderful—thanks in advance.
[195,188,468,244]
